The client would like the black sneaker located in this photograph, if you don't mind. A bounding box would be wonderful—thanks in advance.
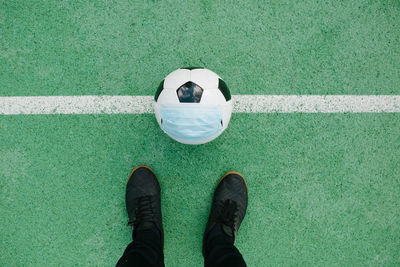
[203,171,248,256]
[125,165,163,245]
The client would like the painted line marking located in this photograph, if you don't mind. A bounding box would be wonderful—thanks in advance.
[234,95,400,113]
[0,95,399,115]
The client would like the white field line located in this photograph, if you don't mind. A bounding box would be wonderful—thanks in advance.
[0,95,399,115]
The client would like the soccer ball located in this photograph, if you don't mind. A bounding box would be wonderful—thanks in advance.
[154,67,233,145]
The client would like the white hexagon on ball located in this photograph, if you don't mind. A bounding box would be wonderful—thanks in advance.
[154,68,233,145]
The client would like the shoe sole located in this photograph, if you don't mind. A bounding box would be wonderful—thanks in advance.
[126,165,158,186]
[217,171,248,193]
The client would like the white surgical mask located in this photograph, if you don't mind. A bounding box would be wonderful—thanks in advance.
[160,105,223,144]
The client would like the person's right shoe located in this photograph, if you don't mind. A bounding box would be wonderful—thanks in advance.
[203,171,248,256]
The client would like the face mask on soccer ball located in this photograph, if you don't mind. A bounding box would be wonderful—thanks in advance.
[154,68,232,145]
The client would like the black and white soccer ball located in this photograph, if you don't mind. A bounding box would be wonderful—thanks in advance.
[154,67,233,145]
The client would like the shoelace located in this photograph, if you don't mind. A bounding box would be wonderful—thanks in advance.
[216,199,238,230]
[128,195,154,227]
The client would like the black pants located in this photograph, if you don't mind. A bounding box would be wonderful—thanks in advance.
[116,224,246,267]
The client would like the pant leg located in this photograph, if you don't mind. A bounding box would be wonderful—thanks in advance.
[204,224,246,267]
[116,228,164,267]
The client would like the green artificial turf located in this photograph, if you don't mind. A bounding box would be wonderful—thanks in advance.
[1,0,399,96]
[1,0,400,266]
[0,114,399,266]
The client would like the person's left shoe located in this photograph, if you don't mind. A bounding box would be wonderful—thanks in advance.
[125,165,163,246]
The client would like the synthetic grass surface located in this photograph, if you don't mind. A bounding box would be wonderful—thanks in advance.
[1,0,400,266]
[1,114,399,266]
[1,0,399,96]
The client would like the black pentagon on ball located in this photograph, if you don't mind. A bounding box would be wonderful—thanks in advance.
[181,66,204,70]
[154,80,164,101]
[177,81,204,103]
[218,79,231,101]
